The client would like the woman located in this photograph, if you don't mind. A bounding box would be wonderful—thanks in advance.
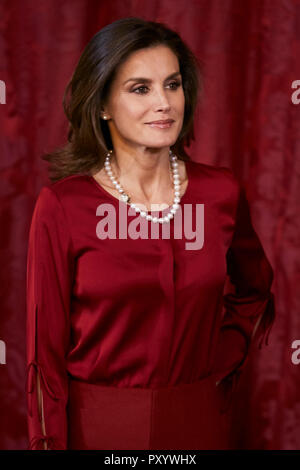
[26,17,275,450]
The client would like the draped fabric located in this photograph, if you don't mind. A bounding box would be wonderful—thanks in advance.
[25,162,275,450]
[0,0,299,450]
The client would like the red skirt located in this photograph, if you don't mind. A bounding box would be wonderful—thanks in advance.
[67,374,231,450]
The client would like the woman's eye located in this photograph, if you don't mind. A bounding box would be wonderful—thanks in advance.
[133,86,149,94]
[168,80,181,90]
[132,81,182,95]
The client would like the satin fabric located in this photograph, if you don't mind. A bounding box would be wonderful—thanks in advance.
[26,159,275,449]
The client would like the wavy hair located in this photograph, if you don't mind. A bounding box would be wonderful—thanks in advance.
[42,17,203,182]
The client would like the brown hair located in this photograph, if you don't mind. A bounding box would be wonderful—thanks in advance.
[42,17,203,183]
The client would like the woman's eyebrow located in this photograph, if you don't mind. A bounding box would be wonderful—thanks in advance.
[123,71,181,85]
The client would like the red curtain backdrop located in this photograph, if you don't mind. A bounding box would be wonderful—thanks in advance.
[0,0,299,450]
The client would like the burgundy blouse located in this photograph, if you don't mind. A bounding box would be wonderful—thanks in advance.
[26,159,275,450]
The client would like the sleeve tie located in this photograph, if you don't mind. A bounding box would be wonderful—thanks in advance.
[256,291,276,350]
[26,360,59,418]
[218,367,243,414]
[27,434,66,450]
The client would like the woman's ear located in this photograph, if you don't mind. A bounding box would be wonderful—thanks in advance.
[101,113,111,121]
[100,107,110,120]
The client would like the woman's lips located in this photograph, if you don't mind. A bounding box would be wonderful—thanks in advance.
[146,121,174,129]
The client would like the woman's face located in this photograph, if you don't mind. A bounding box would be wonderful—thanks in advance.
[102,45,185,153]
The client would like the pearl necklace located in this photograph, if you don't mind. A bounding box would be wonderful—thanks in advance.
[104,149,181,224]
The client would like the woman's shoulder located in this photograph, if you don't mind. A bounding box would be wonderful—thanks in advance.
[187,159,240,196]
[50,173,91,194]
[38,174,91,202]
[187,158,235,179]
[33,174,92,219]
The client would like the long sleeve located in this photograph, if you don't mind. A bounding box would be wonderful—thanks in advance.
[212,180,275,413]
[26,186,75,449]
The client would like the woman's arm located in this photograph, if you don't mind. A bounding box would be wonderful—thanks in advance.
[26,186,75,450]
[213,174,275,409]
[36,373,47,450]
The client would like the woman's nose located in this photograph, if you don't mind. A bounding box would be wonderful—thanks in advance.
[153,89,171,112]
